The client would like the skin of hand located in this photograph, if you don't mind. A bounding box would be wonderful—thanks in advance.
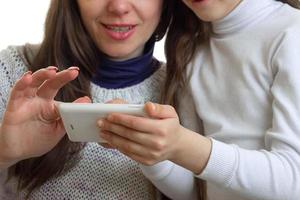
[98,102,212,174]
[0,66,91,169]
[98,98,127,149]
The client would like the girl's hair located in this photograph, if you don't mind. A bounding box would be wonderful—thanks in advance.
[8,0,173,197]
[162,0,300,199]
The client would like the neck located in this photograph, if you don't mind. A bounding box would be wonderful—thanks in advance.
[212,0,282,36]
[92,40,160,89]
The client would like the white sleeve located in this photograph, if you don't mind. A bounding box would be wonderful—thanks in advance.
[196,28,300,200]
[140,161,198,200]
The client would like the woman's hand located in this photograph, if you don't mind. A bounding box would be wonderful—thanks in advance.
[0,66,90,168]
[98,102,185,165]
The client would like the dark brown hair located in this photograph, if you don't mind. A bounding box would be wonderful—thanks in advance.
[8,0,173,197]
[163,0,300,199]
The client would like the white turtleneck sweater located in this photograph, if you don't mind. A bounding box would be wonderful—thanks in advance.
[141,0,300,200]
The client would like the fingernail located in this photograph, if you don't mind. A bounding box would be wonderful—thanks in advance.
[97,120,103,128]
[46,66,58,71]
[149,102,156,111]
[23,71,32,77]
[68,66,80,71]
[107,115,113,121]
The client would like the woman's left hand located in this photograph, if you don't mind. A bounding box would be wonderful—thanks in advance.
[98,102,185,165]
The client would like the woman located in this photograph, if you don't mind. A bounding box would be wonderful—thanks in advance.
[0,0,172,199]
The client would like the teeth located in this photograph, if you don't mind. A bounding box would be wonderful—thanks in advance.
[106,25,133,32]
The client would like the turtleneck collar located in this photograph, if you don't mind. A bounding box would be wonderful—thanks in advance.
[91,39,160,89]
[212,0,283,36]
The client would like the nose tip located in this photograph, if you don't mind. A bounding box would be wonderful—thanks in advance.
[107,0,131,16]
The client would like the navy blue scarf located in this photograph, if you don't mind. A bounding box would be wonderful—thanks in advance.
[91,41,160,89]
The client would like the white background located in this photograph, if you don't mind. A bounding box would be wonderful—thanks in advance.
[0,0,166,61]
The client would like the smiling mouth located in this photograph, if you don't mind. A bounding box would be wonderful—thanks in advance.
[103,24,136,32]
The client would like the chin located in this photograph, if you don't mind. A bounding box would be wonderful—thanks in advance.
[198,14,223,22]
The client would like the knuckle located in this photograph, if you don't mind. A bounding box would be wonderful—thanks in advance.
[157,126,168,137]
[149,150,161,160]
[122,128,131,138]
[101,121,108,129]
[127,118,135,128]
[143,159,156,166]
[103,122,112,132]
[154,140,165,151]
[123,143,132,153]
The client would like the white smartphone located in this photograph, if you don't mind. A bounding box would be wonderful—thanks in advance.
[58,103,145,143]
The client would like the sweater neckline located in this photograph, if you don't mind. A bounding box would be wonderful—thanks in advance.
[91,40,159,89]
[212,0,282,36]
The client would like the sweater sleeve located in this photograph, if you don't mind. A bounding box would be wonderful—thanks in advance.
[0,46,26,195]
[141,28,300,200]
[196,27,300,200]
[0,46,26,121]
[139,161,198,200]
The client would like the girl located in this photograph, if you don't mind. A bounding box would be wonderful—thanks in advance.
[0,0,172,199]
[98,0,300,199]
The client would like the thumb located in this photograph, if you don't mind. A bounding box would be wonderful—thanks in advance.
[144,102,178,119]
[106,98,127,104]
[73,96,92,103]
[53,96,91,119]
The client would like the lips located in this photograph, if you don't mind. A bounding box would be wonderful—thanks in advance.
[103,24,136,33]
[102,24,137,41]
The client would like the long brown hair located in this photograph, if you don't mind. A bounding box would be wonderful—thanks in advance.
[163,0,300,199]
[8,0,173,197]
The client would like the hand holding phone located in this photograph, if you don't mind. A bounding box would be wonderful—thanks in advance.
[58,103,145,142]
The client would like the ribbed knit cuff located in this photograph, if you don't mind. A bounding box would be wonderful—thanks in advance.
[195,139,237,186]
[140,160,175,181]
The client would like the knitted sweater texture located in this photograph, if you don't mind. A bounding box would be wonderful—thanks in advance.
[0,45,165,200]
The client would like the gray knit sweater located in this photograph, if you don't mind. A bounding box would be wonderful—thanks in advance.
[0,46,165,200]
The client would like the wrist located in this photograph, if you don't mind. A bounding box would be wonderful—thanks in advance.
[0,128,18,170]
[170,126,212,174]
[0,148,18,170]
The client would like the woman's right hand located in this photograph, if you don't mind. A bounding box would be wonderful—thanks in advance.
[0,66,90,169]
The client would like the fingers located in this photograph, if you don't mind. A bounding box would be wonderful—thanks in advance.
[54,96,92,122]
[100,131,163,165]
[31,66,58,88]
[37,66,79,99]
[9,66,79,102]
[100,131,153,158]
[98,119,156,147]
[105,113,160,133]
[98,143,115,149]
[8,71,33,101]
[73,96,92,103]
[119,147,159,166]
[23,66,58,97]
[144,102,178,119]
[105,98,127,104]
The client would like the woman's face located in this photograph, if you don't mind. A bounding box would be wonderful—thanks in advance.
[182,0,241,22]
[77,0,163,61]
